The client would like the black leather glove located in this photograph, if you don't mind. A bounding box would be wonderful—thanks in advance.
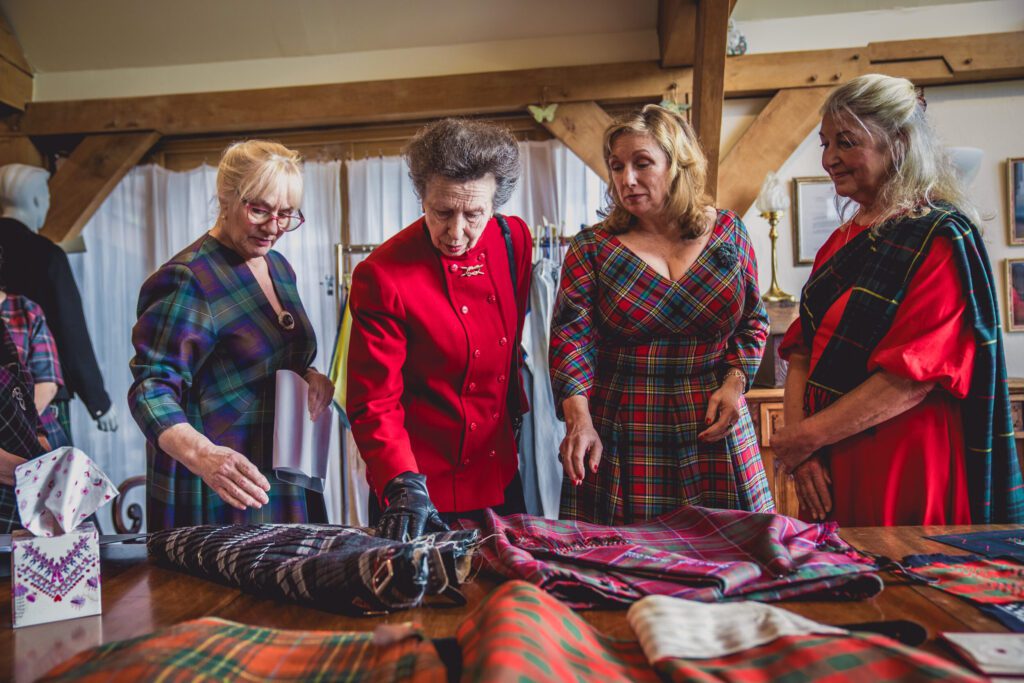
[376,471,450,541]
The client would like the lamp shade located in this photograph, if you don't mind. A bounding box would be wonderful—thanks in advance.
[755,172,790,213]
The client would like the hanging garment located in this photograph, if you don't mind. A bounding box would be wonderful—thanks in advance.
[457,506,882,609]
[147,524,480,615]
[518,257,564,519]
[40,617,446,683]
[550,212,772,525]
[901,553,1024,632]
[925,529,1024,561]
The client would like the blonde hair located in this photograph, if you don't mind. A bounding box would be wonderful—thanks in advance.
[822,74,977,226]
[601,104,712,239]
[216,140,303,213]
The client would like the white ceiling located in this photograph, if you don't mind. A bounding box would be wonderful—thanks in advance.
[1,0,988,73]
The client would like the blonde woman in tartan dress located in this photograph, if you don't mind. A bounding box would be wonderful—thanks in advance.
[550,106,773,525]
[129,141,335,530]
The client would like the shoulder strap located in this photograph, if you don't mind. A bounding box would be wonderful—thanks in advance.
[495,214,517,294]
[494,214,524,423]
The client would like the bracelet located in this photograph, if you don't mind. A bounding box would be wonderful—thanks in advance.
[721,368,747,389]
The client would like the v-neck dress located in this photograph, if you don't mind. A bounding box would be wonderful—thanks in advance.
[130,234,317,530]
[550,210,773,525]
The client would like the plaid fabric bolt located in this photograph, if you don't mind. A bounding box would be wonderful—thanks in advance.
[39,617,447,682]
[902,553,1024,604]
[0,294,69,448]
[549,211,772,525]
[457,507,882,609]
[457,580,658,683]
[129,235,318,530]
[799,204,1024,524]
[148,524,481,614]
[651,633,984,682]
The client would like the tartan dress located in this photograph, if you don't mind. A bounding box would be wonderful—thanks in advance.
[550,210,773,525]
[129,234,317,530]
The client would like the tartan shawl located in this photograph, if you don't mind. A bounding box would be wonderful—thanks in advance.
[798,204,1024,524]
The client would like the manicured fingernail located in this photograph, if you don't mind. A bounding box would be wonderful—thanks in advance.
[705,418,712,424]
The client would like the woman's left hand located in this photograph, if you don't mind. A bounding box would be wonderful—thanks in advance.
[771,420,821,472]
[304,369,335,421]
[699,376,743,442]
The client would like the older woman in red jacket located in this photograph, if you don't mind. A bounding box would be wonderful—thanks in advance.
[346,119,531,541]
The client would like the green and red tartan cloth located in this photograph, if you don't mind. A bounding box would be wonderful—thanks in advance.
[44,581,981,682]
[40,618,447,682]
[457,506,883,608]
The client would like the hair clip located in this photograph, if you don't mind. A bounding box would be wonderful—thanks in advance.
[915,87,927,111]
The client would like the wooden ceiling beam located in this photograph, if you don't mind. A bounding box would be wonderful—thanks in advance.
[7,31,1022,138]
[718,86,833,216]
[40,131,160,244]
[0,12,31,111]
[658,0,737,68]
[692,0,731,201]
[538,101,613,183]
[0,135,42,167]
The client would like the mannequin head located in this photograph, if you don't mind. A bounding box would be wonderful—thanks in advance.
[0,164,50,232]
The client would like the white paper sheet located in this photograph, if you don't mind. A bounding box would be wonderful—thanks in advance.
[272,370,333,493]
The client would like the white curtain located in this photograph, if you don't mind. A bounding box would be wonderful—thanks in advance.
[67,161,343,531]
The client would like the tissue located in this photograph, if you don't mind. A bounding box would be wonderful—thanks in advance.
[14,447,117,536]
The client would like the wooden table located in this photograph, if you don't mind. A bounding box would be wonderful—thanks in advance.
[2,525,1017,682]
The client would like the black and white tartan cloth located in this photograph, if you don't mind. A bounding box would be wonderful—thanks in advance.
[148,524,481,614]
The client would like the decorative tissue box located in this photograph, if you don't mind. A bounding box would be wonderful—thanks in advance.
[11,522,101,628]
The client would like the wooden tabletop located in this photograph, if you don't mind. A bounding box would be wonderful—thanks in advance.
[2,524,1017,682]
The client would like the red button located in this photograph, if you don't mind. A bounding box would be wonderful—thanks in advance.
[489,450,496,458]
[470,422,478,431]
[473,349,481,358]
[469,382,476,391]
[498,375,506,383]
[479,253,486,261]
[449,263,458,272]
[499,337,507,346]
[492,412,500,420]
[487,294,496,303]
[461,305,469,314]
[463,459,470,465]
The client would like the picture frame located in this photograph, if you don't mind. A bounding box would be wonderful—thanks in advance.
[759,403,784,448]
[1007,258,1024,332]
[792,176,841,265]
[1008,157,1024,246]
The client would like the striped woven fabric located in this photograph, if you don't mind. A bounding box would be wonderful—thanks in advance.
[40,617,446,682]
[902,553,1024,604]
[148,524,480,615]
[457,507,882,609]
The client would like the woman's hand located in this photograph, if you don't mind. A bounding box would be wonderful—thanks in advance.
[304,368,335,421]
[158,424,271,511]
[0,447,27,487]
[770,419,822,472]
[699,375,744,442]
[792,456,832,521]
[190,442,271,511]
[560,395,602,485]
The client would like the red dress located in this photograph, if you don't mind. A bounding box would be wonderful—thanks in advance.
[780,221,974,526]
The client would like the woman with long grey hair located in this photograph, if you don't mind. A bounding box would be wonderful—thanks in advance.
[772,73,1023,526]
[346,118,532,540]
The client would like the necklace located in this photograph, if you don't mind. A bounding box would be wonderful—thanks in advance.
[277,310,295,330]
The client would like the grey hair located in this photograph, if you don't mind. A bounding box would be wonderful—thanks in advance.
[822,74,978,228]
[404,118,521,209]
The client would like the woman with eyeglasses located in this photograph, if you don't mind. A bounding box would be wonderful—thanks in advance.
[129,140,334,530]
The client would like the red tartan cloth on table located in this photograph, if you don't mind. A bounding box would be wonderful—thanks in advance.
[456,507,882,609]
[40,617,446,682]
[457,581,982,683]
[902,553,1024,604]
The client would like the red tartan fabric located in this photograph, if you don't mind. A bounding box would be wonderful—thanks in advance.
[903,553,1024,604]
[549,211,772,524]
[456,507,882,609]
[652,633,985,682]
[41,617,446,682]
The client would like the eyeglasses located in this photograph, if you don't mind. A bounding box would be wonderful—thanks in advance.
[244,201,305,232]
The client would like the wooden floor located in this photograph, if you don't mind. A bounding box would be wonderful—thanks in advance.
[1,524,1017,682]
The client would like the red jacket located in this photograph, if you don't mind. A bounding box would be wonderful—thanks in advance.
[346,216,532,512]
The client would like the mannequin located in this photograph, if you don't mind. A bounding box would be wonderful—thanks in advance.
[0,163,118,439]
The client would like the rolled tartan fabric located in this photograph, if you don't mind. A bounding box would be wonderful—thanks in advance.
[148,524,480,614]
[40,617,446,682]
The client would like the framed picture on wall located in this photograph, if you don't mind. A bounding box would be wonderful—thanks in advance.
[792,176,841,265]
[1007,258,1024,332]
[1008,158,1024,246]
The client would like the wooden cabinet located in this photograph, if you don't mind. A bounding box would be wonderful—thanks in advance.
[744,388,799,518]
